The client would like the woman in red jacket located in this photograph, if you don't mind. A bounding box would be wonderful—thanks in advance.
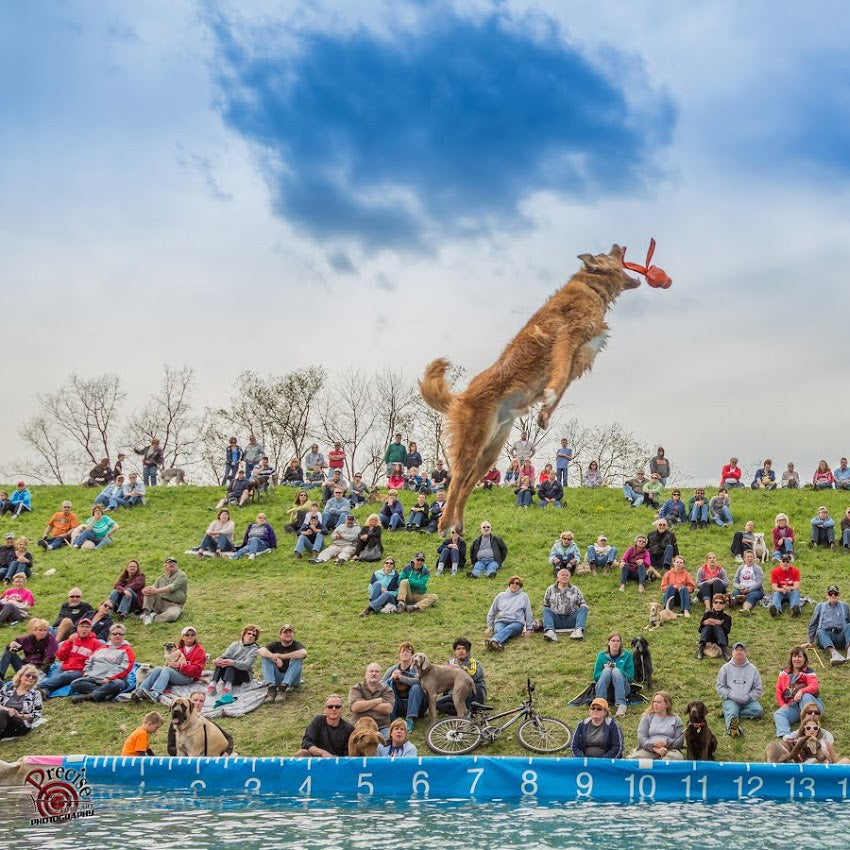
[133,626,205,702]
[773,646,823,737]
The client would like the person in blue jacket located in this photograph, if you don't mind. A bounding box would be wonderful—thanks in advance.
[570,697,624,758]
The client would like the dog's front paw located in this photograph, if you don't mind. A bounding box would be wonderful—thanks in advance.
[537,410,550,429]
[542,387,557,406]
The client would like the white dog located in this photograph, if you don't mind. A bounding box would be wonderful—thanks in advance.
[752,532,769,563]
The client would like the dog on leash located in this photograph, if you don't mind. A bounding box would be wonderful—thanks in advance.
[161,467,187,485]
[685,700,717,761]
[630,636,653,690]
[419,245,642,534]
[410,652,475,719]
[171,697,230,756]
[751,532,769,563]
[347,716,384,756]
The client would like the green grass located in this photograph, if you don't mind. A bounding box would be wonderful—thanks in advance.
[2,483,849,761]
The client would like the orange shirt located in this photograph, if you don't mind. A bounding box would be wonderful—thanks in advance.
[47,511,79,536]
[121,726,150,756]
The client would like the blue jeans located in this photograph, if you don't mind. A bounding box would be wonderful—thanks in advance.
[381,513,404,530]
[585,546,618,570]
[816,625,850,650]
[388,681,425,721]
[542,606,588,631]
[437,549,461,571]
[143,465,158,487]
[721,699,764,732]
[492,620,524,645]
[620,565,646,585]
[3,561,32,581]
[735,588,764,607]
[471,559,501,578]
[45,536,68,550]
[690,504,709,522]
[109,588,140,615]
[294,534,323,555]
[198,534,234,554]
[40,669,82,695]
[773,694,824,736]
[369,584,398,612]
[771,589,801,610]
[260,657,302,688]
[515,491,532,507]
[556,467,568,487]
[662,585,691,612]
[231,538,270,559]
[712,507,734,526]
[73,529,112,549]
[811,525,835,545]
[623,484,643,507]
[69,677,124,702]
[699,624,728,646]
[843,528,850,547]
[222,461,239,486]
[650,544,675,569]
[539,499,561,509]
[325,510,347,531]
[140,666,193,696]
[0,649,24,678]
[596,667,629,706]
[772,539,794,558]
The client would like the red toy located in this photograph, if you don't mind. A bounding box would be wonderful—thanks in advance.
[622,238,672,289]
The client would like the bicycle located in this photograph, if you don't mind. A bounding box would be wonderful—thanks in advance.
[425,678,571,755]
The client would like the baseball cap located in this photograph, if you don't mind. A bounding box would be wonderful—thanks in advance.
[181,626,196,636]
[16,481,25,487]
[165,557,178,565]
[732,641,746,650]
[590,697,609,711]
[598,535,608,541]
[414,551,426,561]
[828,585,840,594]
[4,532,14,540]
[78,618,93,627]
[780,554,793,563]
[280,624,294,632]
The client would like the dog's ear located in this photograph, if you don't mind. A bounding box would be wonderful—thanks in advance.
[578,253,604,272]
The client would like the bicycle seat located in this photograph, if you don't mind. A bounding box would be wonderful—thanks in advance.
[470,701,494,712]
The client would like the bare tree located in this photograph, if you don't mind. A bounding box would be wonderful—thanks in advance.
[17,415,71,484]
[582,422,652,485]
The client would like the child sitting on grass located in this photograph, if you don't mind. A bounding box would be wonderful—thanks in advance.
[121,711,164,756]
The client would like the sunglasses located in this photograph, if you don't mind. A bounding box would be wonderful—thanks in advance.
[22,673,38,679]
[326,704,343,709]
[111,631,126,636]
[384,561,395,566]
[828,591,839,597]
[804,726,820,732]
[590,706,605,711]
[69,595,81,599]
[481,526,491,530]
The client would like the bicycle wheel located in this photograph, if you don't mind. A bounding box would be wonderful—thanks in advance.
[516,716,572,753]
[426,717,483,755]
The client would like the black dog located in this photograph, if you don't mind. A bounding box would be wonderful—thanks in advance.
[685,700,717,761]
[631,635,653,690]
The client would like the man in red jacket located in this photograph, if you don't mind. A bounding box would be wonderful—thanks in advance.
[37,618,103,698]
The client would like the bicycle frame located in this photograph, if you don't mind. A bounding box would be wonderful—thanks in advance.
[471,699,535,742]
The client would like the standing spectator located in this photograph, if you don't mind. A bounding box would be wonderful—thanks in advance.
[112,453,125,479]
[0,618,57,679]
[808,585,850,665]
[469,521,508,578]
[259,624,306,703]
[548,531,580,576]
[720,457,743,488]
[751,459,777,489]
[52,588,95,643]
[584,534,618,575]
[538,471,564,509]
[404,441,422,472]
[658,490,687,525]
[660,556,696,616]
[782,462,800,489]
[485,575,533,651]
[812,460,835,490]
[436,527,466,575]
[833,457,850,491]
[695,552,729,610]
[731,550,765,612]
[542,568,588,641]
[379,490,404,531]
[140,558,188,625]
[716,641,764,737]
[294,695,353,757]
[303,444,327,475]
[327,441,346,472]
[555,438,573,487]
[69,623,135,703]
[3,482,31,519]
[222,437,243,486]
[84,458,113,488]
[396,553,439,613]
[649,448,670,486]
[383,434,406,476]
[772,513,795,560]
[709,488,734,527]
[811,506,836,550]
[769,554,802,617]
[242,435,265,480]
[697,594,732,660]
[511,431,534,463]
[134,438,164,487]
[109,560,146,619]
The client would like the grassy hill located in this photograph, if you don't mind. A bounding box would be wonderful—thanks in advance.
[2,481,849,761]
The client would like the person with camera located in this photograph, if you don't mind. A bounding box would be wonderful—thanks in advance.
[133,626,205,703]
[592,632,634,717]
[773,646,823,737]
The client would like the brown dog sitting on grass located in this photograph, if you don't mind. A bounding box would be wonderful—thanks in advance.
[347,716,384,756]
[420,245,641,534]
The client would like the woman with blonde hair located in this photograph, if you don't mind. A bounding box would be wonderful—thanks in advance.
[377,717,418,757]
[0,618,56,678]
[629,692,684,759]
[0,663,43,738]
[353,514,383,562]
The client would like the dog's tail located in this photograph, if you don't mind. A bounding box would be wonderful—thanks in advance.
[419,358,455,413]
[663,597,674,611]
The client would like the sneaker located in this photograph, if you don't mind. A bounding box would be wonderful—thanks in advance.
[486,638,503,651]
[264,685,277,704]
[395,601,406,612]
[206,683,217,695]
[141,613,153,626]
[359,606,373,617]
[769,605,779,618]
[618,585,625,592]
[615,704,627,717]
[696,645,704,660]
[308,558,320,564]
[830,649,846,666]
[277,684,289,702]
[406,719,414,733]
[293,551,302,559]
[436,567,444,575]
[380,603,398,614]
[137,688,157,703]
[71,693,92,704]
[37,539,48,550]
[451,567,458,575]
[543,629,558,642]
[729,715,741,738]
[683,609,690,618]
[722,647,731,661]
[791,605,801,618]
[569,628,584,640]
[248,552,256,560]
[734,554,743,563]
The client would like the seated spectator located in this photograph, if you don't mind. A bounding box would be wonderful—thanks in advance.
[293,511,324,559]
[94,475,125,511]
[133,626,205,702]
[0,618,57,679]
[751,459,777,489]
[469,521,508,578]
[537,463,554,485]
[426,489,446,533]
[435,637,486,715]
[304,465,326,491]
[71,506,118,550]
[404,441,422,472]
[716,641,764,736]
[89,599,115,642]
[396,553,438,613]
[207,624,261,697]
[322,486,351,531]
[348,472,370,506]
[405,467,431,494]
[479,466,501,489]
[660,556,696,616]
[381,642,424,731]
[842,508,850,551]
[782,462,800,489]
[688,488,709,529]
[69,623,135,703]
[52,588,95,642]
[311,514,360,564]
[649,448,670,486]
[773,646,823,738]
[37,500,79,551]
[834,457,850,491]
[377,718,418,757]
[215,469,252,509]
[0,502,8,527]
[84,458,113,488]
[622,470,648,507]
[769,554,801,617]
[808,585,850,666]
[730,550,764,612]
[647,518,677,572]
[436,527,466,575]
[538,471,564,509]
[38,619,103,698]
[294,695,353,757]
[191,508,235,557]
[380,490,404,531]
[2,538,33,583]
[772,513,795,560]
[503,459,520,487]
[570,698,624,758]
[642,473,664,510]
[593,632,634,717]
[228,512,277,560]
[0,573,34,625]
[730,519,757,562]
[430,459,450,492]
[349,663,394,735]
[109,560,146,618]
[583,461,604,488]
[720,456,744,488]
[283,491,310,534]
[2,482,32,519]
[115,472,146,508]
[0,665,43,738]
[777,706,836,763]
[697,594,732,660]
[695,552,729,610]
[812,460,835,490]
[811,506,836,550]
[518,459,535,484]
[281,457,306,488]
[514,475,536,508]
[140,558,188,625]
[549,531,580,576]
[321,469,349,504]
[360,557,400,616]
[259,624,306,703]
[485,575,533,651]
[542,568,587,641]
[386,463,406,490]
[619,535,650,592]
[584,534,618,575]
[405,492,430,531]
[709,488,734,527]
[628,692,684,760]
[352,513,383,562]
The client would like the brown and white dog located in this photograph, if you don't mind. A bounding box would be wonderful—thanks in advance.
[751,532,769,564]
[411,652,475,719]
[420,245,640,533]
[170,697,230,756]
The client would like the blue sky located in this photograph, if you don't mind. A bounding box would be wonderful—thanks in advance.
[2,0,849,482]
